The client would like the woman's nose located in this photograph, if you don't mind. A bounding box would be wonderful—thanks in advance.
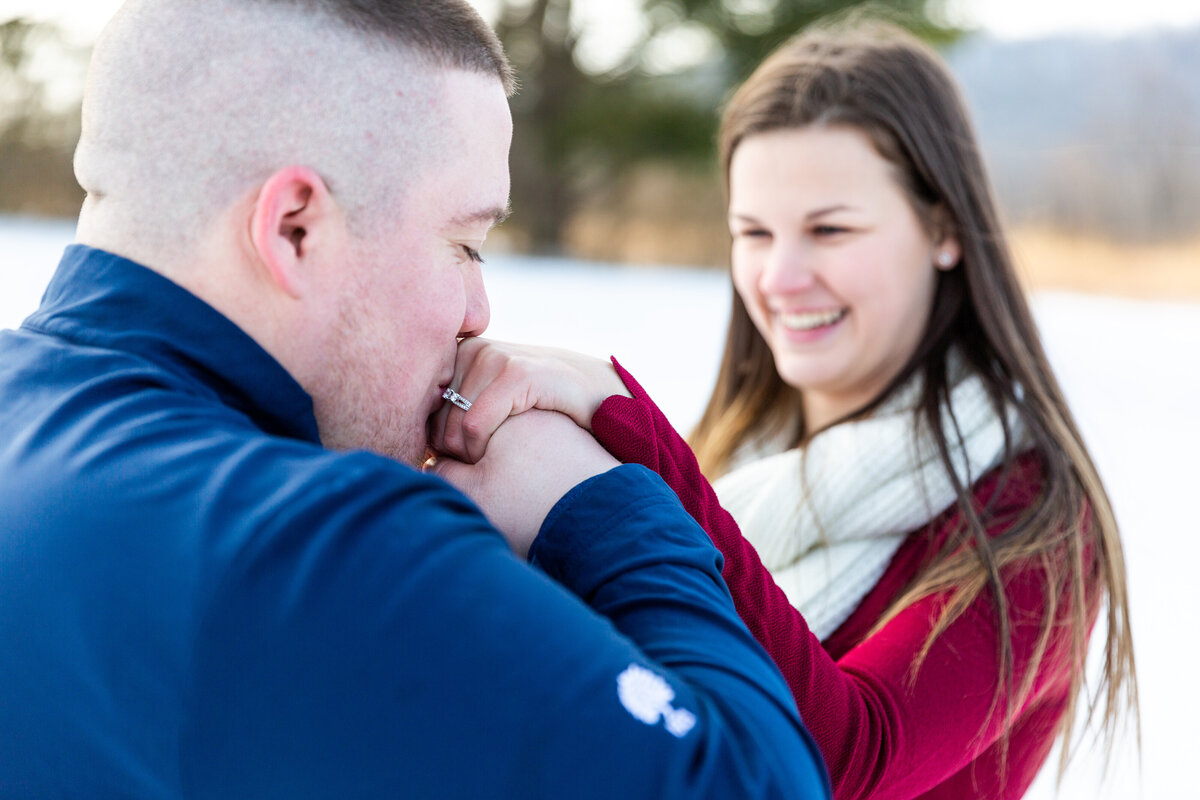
[759,241,818,296]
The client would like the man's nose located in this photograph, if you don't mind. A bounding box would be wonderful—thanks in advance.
[459,263,490,338]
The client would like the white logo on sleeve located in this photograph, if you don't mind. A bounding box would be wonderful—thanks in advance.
[616,664,697,738]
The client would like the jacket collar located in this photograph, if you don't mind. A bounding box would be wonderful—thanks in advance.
[26,244,321,444]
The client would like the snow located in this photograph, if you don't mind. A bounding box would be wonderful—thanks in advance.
[3,215,1196,798]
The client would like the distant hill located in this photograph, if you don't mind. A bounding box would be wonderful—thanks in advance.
[943,26,1200,240]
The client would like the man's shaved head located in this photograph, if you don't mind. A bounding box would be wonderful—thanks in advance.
[72,0,515,461]
[75,0,513,268]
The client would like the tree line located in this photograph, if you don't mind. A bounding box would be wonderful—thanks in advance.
[3,4,1197,260]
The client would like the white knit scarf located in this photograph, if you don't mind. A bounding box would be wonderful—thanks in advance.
[712,367,1025,641]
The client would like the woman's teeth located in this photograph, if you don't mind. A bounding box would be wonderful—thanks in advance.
[779,309,846,331]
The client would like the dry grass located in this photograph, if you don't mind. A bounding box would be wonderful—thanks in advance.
[562,211,1200,302]
[542,166,1200,301]
[1005,228,1200,300]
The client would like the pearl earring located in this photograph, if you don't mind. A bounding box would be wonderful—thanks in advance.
[936,252,955,268]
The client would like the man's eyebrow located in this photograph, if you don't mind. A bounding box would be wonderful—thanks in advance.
[452,203,512,228]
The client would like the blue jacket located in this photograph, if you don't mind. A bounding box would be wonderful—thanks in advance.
[0,245,829,799]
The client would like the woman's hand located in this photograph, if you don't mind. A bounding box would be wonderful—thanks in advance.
[430,409,620,558]
[428,338,631,464]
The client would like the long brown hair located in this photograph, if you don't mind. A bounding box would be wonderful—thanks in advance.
[691,20,1137,777]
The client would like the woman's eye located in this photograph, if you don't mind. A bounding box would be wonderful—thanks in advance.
[735,228,771,239]
[462,246,485,264]
[812,224,848,237]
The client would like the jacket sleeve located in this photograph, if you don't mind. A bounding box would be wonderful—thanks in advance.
[180,449,830,800]
[591,359,1080,800]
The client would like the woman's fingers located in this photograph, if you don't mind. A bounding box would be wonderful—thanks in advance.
[428,337,491,460]
[430,339,632,463]
[458,367,532,463]
[433,338,525,462]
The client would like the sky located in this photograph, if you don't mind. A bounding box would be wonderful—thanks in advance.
[4,0,1200,44]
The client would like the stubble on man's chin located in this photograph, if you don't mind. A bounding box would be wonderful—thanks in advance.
[315,394,426,467]
[311,291,428,467]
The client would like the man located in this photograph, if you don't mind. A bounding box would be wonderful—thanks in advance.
[0,1,829,797]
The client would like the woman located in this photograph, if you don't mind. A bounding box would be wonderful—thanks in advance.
[431,21,1137,800]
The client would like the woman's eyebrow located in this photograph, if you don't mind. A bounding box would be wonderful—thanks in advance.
[805,204,857,220]
[729,204,859,223]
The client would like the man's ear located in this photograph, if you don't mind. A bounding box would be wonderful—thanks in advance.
[249,166,339,298]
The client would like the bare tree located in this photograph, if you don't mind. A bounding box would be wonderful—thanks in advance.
[492,0,956,252]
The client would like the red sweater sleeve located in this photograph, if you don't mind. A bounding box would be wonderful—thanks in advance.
[592,359,1083,800]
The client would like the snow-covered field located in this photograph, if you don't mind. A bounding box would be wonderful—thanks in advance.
[3,215,1197,798]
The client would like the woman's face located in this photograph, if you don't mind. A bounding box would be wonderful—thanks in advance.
[728,125,958,429]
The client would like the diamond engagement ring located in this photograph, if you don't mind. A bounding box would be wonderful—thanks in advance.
[442,387,473,411]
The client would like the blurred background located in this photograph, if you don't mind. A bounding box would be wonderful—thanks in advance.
[2,2,1198,799]
[2,0,1200,295]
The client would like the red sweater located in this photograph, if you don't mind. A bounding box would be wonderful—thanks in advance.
[592,361,1098,800]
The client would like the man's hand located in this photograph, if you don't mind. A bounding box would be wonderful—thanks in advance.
[429,338,631,465]
[430,409,620,558]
